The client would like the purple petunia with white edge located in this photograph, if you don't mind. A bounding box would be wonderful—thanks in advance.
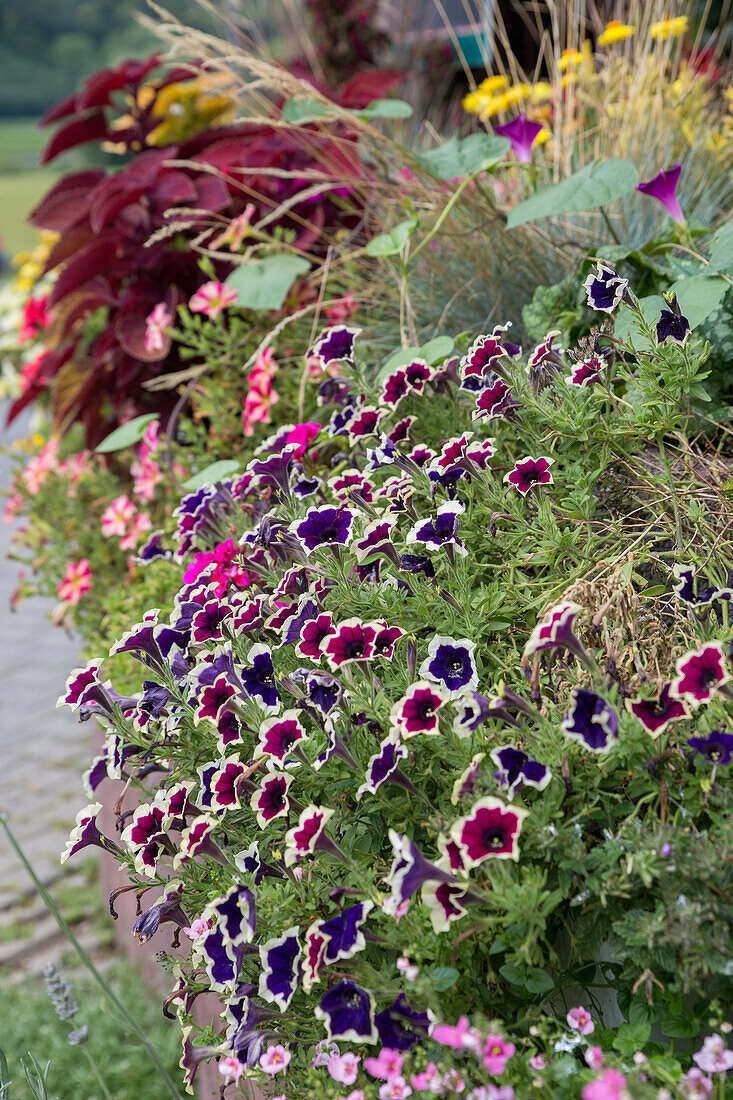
[419,635,478,697]
[562,689,619,752]
[583,260,629,313]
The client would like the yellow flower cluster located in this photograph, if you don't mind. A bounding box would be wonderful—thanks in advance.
[11,231,58,293]
[463,76,552,119]
[651,16,688,40]
[597,21,636,46]
[105,72,236,153]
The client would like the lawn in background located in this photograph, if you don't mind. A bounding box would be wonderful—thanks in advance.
[0,118,58,257]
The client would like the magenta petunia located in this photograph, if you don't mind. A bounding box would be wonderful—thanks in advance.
[323,618,378,669]
[295,611,335,661]
[285,805,339,866]
[391,680,448,738]
[451,796,528,866]
[504,454,554,495]
[626,682,687,736]
[473,375,514,420]
[671,641,729,706]
[250,771,292,828]
[381,369,409,409]
[256,710,308,762]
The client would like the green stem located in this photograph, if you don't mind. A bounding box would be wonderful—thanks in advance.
[410,175,475,263]
[656,433,684,553]
[599,204,621,246]
[0,815,182,1100]
[80,1045,114,1100]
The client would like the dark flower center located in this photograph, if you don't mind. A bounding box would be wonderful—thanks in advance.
[418,701,435,719]
[708,746,722,761]
[319,523,340,540]
[483,827,506,850]
[447,657,465,674]
[346,641,365,657]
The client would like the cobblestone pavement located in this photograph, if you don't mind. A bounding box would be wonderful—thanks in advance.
[0,407,99,973]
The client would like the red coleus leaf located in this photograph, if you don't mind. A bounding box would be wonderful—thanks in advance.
[40,110,110,165]
[113,285,180,362]
[76,54,162,112]
[337,69,405,109]
[48,235,122,308]
[30,170,105,231]
[43,225,96,274]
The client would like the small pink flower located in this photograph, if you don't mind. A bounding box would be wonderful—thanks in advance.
[189,280,238,318]
[584,1046,604,1070]
[328,1052,361,1085]
[286,421,321,460]
[144,302,173,354]
[431,1017,482,1051]
[131,456,163,500]
[259,1042,291,1075]
[4,493,23,523]
[325,293,358,321]
[411,1063,440,1090]
[379,1077,412,1100]
[23,438,60,495]
[342,1092,365,1100]
[101,495,135,538]
[218,1054,244,1084]
[581,1069,628,1100]
[364,1048,404,1080]
[183,916,212,941]
[529,1054,547,1070]
[693,1034,733,1074]
[396,956,419,981]
[680,1067,714,1098]
[19,294,51,343]
[567,1006,595,1035]
[483,1034,516,1075]
[119,511,152,550]
[209,203,257,250]
[57,559,92,605]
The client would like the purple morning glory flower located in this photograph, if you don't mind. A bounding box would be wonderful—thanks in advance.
[258,928,302,1011]
[583,260,629,313]
[386,829,456,906]
[375,993,431,1051]
[290,505,355,554]
[494,113,544,163]
[562,688,619,752]
[636,163,684,223]
[316,981,377,1044]
[419,635,478,697]
[687,729,733,765]
[240,643,280,711]
[320,901,374,964]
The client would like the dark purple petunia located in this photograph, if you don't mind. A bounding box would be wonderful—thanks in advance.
[522,601,593,669]
[386,830,456,906]
[61,802,122,864]
[191,599,232,644]
[562,688,619,751]
[494,113,544,162]
[583,260,629,313]
[400,553,436,578]
[109,610,165,674]
[316,981,377,1044]
[195,673,237,725]
[381,368,409,409]
[258,928,302,1011]
[656,308,690,345]
[687,729,733,765]
[420,635,478,697]
[132,887,189,944]
[320,901,374,964]
[136,529,174,564]
[490,745,551,797]
[375,993,431,1051]
[302,670,341,716]
[317,375,352,407]
[504,454,554,496]
[209,758,247,812]
[216,709,243,753]
[636,163,684,223]
[207,884,257,946]
[249,448,297,496]
[626,682,687,736]
[310,324,360,367]
[200,925,245,991]
[240,643,280,711]
[285,805,343,867]
[452,796,528,866]
[329,401,359,437]
[460,326,509,383]
[473,374,514,418]
[58,659,103,709]
[329,469,375,504]
[406,501,467,556]
[280,597,319,646]
[347,406,384,443]
[250,771,292,827]
[357,734,409,799]
[371,621,404,660]
[295,611,335,660]
[353,516,399,564]
[393,680,447,738]
[422,880,469,933]
[404,359,433,392]
[290,505,355,554]
[672,564,733,605]
[672,641,729,706]
[138,680,170,720]
[389,415,416,444]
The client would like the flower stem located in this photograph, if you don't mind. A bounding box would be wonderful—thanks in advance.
[80,1045,115,1100]
[656,433,684,553]
[599,204,621,245]
[0,814,183,1100]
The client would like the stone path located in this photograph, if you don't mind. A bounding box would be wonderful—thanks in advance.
[0,406,105,975]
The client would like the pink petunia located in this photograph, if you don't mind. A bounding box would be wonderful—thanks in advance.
[431,1016,481,1051]
[567,1006,595,1035]
[325,293,358,321]
[188,280,238,318]
[328,1052,361,1085]
[259,1043,291,1075]
[144,302,173,354]
[364,1048,403,1080]
[286,421,321,459]
[483,1034,516,1075]
[119,511,152,551]
[57,559,92,605]
[218,1055,244,1084]
[101,496,135,538]
[693,1034,733,1074]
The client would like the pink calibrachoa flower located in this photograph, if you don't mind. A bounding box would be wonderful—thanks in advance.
[581,1069,628,1100]
[243,347,279,436]
[364,1048,404,1079]
[411,1063,441,1090]
[57,559,92,605]
[259,1042,292,1074]
[101,495,135,538]
[680,1067,714,1098]
[396,956,419,981]
[23,438,60,495]
[636,163,684,223]
[431,1017,482,1051]
[379,1078,412,1100]
[183,916,213,940]
[328,1052,361,1085]
[483,1034,516,1074]
[209,203,257,251]
[119,510,152,551]
[218,1054,244,1085]
[189,280,238,317]
[693,1033,733,1073]
[144,302,173,354]
[529,1053,548,1070]
[131,456,163,500]
[567,1006,595,1035]
[584,1046,604,1070]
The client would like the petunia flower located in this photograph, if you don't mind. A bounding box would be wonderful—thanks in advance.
[452,796,528,866]
[61,802,122,864]
[636,164,684,223]
[375,995,431,1052]
[687,730,733,765]
[57,558,93,605]
[386,830,456,905]
[250,771,292,827]
[567,1006,595,1035]
[295,611,335,660]
[357,733,409,799]
[656,305,690,345]
[381,369,410,409]
[460,326,510,384]
[208,758,247,812]
[309,324,361,370]
[240,643,280,711]
[583,260,629,313]
[494,114,544,162]
[473,375,514,419]
[144,302,173,355]
[490,746,551,797]
[256,710,308,762]
[504,455,554,495]
[626,682,686,736]
[421,880,469,933]
[419,635,478,697]
[290,505,356,555]
[671,641,729,706]
[672,564,733,605]
[203,883,256,946]
[522,601,592,669]
[101,495,135,538]
[451,752,486,804]
[391,681,448,738]
[198,925,244,991]
[316,981,378,1044]
[285,804,343,866]
[566,354,605,387]
[581,1068,628,1100]
[562,689,619,752]
[188,281,238,317]
[259,1043,292,1075]
[259,927,301,1011]
[320,901,374,965]
[323,618,378,669]
[483,1033,516,1074]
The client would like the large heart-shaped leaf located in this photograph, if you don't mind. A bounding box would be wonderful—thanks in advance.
[281,97,331,124]
[356,99,413,120]
[226,254,311,312]
[95,414,159,453]
[707,220,733,275]
[375,335,455,383]
[507,159,639,228]
[183,460,241,490]
[415,133,510,180]
[669,275,729,329]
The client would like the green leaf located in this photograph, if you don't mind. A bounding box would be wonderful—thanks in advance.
[614,294,665,351]
[507,158,639,228]
[414,133,510,180]
[707,218,733,274]
[669,275,729,329]
[375,335,454,384]
[499,962,525,985]
[95,414,159,454]
[430,966,460,991]
[225,254,311,311]
[357,99,413,120]
[183,460,241,490]
[613,1021,651,1056]
[524,968,555,994]
[281,97,330,123]
[364,218,417,257]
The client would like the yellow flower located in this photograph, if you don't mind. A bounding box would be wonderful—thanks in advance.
[559,48,583,71]
[530,81,553,103]
[534,126,551,146]
[597,20,636,46]
[651,16,688,40]
[477,75,509,95]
